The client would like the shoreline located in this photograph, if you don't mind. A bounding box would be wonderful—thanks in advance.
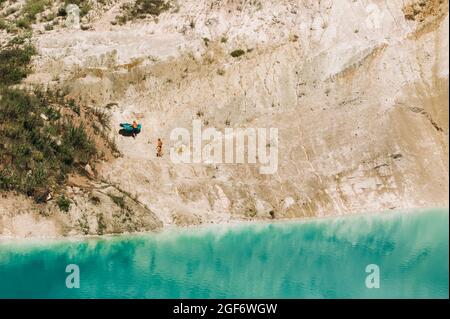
[1,205,448,243]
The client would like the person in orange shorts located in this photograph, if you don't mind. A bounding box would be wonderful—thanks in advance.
[132,121,138,138]
[156,138,163,157]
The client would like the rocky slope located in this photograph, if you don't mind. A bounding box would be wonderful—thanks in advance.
[1,0,448,237]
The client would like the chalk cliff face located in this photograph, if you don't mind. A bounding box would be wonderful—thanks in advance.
[1,0,448,237]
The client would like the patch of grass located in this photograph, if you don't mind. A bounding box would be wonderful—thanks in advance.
[114,14,127,25]
[0,37,99,202]
[67,99,80,115]
[109,193,126,209]
[57,195,71,212]
[0,40,97,201]
[105,135,120,155]
[0,87,97,201]
[17,0,50,29]
[117,0,171,24]
[132,0,171,16]
[60,123,96,165]
[15,18,31,29]
[0,40,36,86]
[92,107,111,130]
[97,213,106,234]
[0,17,16,33]
[23,0,49,19]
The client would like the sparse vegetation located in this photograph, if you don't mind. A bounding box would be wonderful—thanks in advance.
[0,17,16,33]
[132,0,171,16]
[57,6,67,17]
[97,213,106,234]
[57,195,71,212]
[15,18,31,29]
[68,98,80,115]
[115,0,171,25]
[0,38,36,86]
[92,107,111,130]
[16,0,50,29]
[0,37,97,202]
[23,0,49,20]
[230,49,246,58]
[109,193,126,209]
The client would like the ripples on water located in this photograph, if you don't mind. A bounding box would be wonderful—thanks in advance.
[0,209,448,298]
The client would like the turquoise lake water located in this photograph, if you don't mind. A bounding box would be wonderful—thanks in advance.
[0,209,448,298]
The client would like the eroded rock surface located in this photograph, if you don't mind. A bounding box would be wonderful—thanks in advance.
[1,0,448,237]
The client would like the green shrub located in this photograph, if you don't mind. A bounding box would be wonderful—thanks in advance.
[15,18,31,29]
[57,7,67,17]
[57,196,71,212]
[92,107,111,130]
[0,86,96,201]
[0,169,19,191]
[118,0,171,23]
[109,194,126,209]
[132,0,170,16]
[44,107,61,121]
[0,35,97,203]
[22,0,49,20]
[16,0,50,29]
[97,213,106,234]
[68,99,80,115]
[0,18,14,32]
[0,43,36,86]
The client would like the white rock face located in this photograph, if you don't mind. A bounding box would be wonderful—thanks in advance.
[65,4,81,30]
[12,0,449,235]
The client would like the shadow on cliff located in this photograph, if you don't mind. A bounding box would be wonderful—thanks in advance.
[119,129,136,137]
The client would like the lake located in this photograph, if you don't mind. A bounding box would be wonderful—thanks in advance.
[0,209,448,298]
